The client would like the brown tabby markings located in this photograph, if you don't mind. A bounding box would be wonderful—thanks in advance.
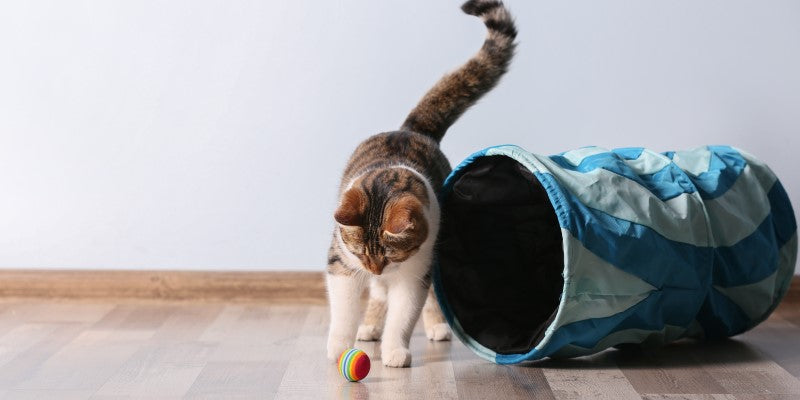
[334,163,437,275]
[329,0,517,278]
[327,246,353,277]
[401,0,517,142]
[329,131,451,277]
[340,132,450,191]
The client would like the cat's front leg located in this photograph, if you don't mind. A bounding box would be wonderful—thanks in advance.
[380,275,427,367]
[326,273,367,361]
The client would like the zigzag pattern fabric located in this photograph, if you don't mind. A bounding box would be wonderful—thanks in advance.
[434,144,797,364]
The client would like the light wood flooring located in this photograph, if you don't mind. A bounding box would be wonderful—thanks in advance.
[0,297,799,399]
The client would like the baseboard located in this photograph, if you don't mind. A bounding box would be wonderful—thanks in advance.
[0,270,327,303]
[0,269,796,304]
[784,275,800,303]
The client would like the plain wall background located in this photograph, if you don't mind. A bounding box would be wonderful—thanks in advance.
[0,0,797,271]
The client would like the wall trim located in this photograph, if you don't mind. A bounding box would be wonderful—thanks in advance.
[0,270,327,303]
[785,275,800,303]
[0,270,797,305]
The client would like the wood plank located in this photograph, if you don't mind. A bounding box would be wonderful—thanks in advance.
[1,390,98,399]
[640,395,734,400]
[690,338,800,396]
[739,313,800,378]
[0,323,62,368]
[91,304,177,330]
[203,305,308,363]
[455,360,555,399]
[183,361,288,400]
[0,322,87,388]
[93,341,215,398]
[782,275,800,304]
[13,329,154,391]
[0,270,326,303]
[614,343,727,395]
[453,338,555,400]
[539,355,643,400]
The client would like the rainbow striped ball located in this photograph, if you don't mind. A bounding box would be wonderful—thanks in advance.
[338,348,370,382]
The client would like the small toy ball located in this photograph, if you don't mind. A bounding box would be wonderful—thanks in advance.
[338,348,370,382]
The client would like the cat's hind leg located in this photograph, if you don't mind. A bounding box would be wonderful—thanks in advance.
[357,279,387,341]
[422,287,451,341]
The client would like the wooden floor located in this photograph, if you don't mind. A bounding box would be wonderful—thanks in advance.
[0,298,799,400]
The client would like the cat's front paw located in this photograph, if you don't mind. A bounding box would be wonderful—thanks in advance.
[327,335,353,362]
[382,347,412,367]
[426,323,452,341]
[356,324,382,341]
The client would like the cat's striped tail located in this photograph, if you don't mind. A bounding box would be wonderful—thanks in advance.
[401,0,517,143]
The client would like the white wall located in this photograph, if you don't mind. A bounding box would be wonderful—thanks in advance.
[0,0,798,271]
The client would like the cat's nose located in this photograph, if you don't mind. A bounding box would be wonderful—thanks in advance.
[364,256,388,275]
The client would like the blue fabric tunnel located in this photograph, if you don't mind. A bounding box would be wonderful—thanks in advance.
[433,145,797,364]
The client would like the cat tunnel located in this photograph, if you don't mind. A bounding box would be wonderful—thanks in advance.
[433,144,797,364]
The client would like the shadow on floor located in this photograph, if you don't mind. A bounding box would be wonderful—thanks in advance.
[515,338,773,370]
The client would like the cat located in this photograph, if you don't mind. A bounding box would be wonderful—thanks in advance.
[326,0,517,368]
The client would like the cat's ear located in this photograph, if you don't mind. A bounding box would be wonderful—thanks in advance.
[334,187,367,227]
[383,195,425,237]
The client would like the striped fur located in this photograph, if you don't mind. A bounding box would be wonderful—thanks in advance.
[401,0,517,142]
[326,0,516,367]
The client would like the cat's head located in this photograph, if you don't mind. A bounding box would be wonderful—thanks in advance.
[334,167,431,275]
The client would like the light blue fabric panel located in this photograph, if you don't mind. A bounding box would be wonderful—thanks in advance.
[435,144,798,364]
[552,230,656,331]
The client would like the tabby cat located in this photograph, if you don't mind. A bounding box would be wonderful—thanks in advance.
[326,0,517,367]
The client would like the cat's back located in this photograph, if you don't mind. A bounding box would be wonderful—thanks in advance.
[341,131,451,191]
